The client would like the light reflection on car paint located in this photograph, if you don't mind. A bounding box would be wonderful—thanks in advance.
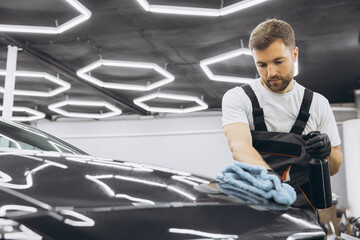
[171,175,210,186]
[85,174,155,205]
[86,174,197,203]
[286,231,327,240]
[140,164,191,176]
[48,141,78,154]
[0,208,95,239]
[0,199,95,229]
[114,175,197,201]
[0,171,12,183]
[281,213,321,230]
[169,228,238,239]
[0,218,42,240]
[2,151,203,205]
[66,155,154,172]
[0,205,38,217]
[0,150,213,235]
[0,155,68,190]
[61,209,95,227]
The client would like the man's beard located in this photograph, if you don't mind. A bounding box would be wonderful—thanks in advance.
[262,69,294,93]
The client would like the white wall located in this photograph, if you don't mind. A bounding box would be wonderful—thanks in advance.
[34,112,234,178]
[342,119,360,217]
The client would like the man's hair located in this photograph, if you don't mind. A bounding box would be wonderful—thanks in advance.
[249,19,295,50]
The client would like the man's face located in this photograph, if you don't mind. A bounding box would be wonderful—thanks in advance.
[252,39,298,93]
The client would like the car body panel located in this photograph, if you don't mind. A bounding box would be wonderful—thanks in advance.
[0,119,325,240]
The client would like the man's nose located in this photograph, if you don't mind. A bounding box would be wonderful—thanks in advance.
[267,65,277,77]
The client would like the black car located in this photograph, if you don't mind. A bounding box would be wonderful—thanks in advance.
[0,119,325,240]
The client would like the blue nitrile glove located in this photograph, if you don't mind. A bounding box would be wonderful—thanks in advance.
[302,131,332,158]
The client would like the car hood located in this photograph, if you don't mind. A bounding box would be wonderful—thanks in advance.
[0,150,325,239]
[0,150,221,207]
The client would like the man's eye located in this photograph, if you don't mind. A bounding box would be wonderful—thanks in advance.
[275,61,283,64]
[258,64,266,68]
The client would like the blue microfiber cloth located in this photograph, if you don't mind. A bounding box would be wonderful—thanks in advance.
[217,182,290,211]
[216,162,296,205]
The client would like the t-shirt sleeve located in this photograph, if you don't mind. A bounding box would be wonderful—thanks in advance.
[317,97,341,147]
[221,88,250,127]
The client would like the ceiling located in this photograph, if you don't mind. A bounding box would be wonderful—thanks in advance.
[0,0,360,120]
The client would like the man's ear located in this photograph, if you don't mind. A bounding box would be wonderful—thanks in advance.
[293,47,299,62]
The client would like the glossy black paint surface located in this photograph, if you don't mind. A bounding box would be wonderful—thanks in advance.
[0,120,325,240]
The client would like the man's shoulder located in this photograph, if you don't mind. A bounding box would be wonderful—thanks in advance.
[312,91,329,104]
[224,81,259,96]
[223,86,245,99]
[296,82,329,104]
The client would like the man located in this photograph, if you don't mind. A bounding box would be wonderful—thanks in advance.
[222,19,343,210]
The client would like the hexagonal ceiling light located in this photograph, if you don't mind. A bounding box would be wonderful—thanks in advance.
[0,106,45,122]
[0,70,71,97]
[136,0,269,17]
[76,59,175,91]
[48,99,122,119]
[200,48,299,84]
[0,0,91,34]
[200,48,254,84]
[133,93,208,114]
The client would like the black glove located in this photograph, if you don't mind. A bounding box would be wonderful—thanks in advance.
[267,169,283,183]
[302,131,332,158]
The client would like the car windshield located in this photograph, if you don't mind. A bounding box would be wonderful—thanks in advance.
[0,119,86,154]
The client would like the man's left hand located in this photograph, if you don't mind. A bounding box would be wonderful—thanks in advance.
[303,131,332,158]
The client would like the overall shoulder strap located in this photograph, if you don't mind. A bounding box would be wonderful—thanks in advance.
[241,84,268,131]
[290,88,314,135]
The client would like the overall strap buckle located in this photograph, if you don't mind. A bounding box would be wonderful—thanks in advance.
[241,84,268,131]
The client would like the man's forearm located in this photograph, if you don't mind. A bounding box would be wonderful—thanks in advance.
[230,142,271,169]
[328,146,343,176]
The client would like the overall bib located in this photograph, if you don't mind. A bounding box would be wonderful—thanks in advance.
[241,84,315,211]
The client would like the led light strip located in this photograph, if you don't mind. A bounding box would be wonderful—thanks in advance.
[76,59,175,91]
[48,99,122,119]
[133,92,208,114]
[0,106,45,122]
[0,0,91,34]
[200,48,298,83]
[136,0,268,17]
[0,70,71,97]
[200,48,254,84]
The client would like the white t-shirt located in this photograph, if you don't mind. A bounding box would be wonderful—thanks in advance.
[222,79,341,146]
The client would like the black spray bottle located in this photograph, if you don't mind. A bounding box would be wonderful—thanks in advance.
[308,157,332,209]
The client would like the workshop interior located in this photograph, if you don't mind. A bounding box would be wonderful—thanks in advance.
[1,0,360,239]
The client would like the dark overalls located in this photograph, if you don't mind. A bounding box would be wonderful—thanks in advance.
[241,84,316,212]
